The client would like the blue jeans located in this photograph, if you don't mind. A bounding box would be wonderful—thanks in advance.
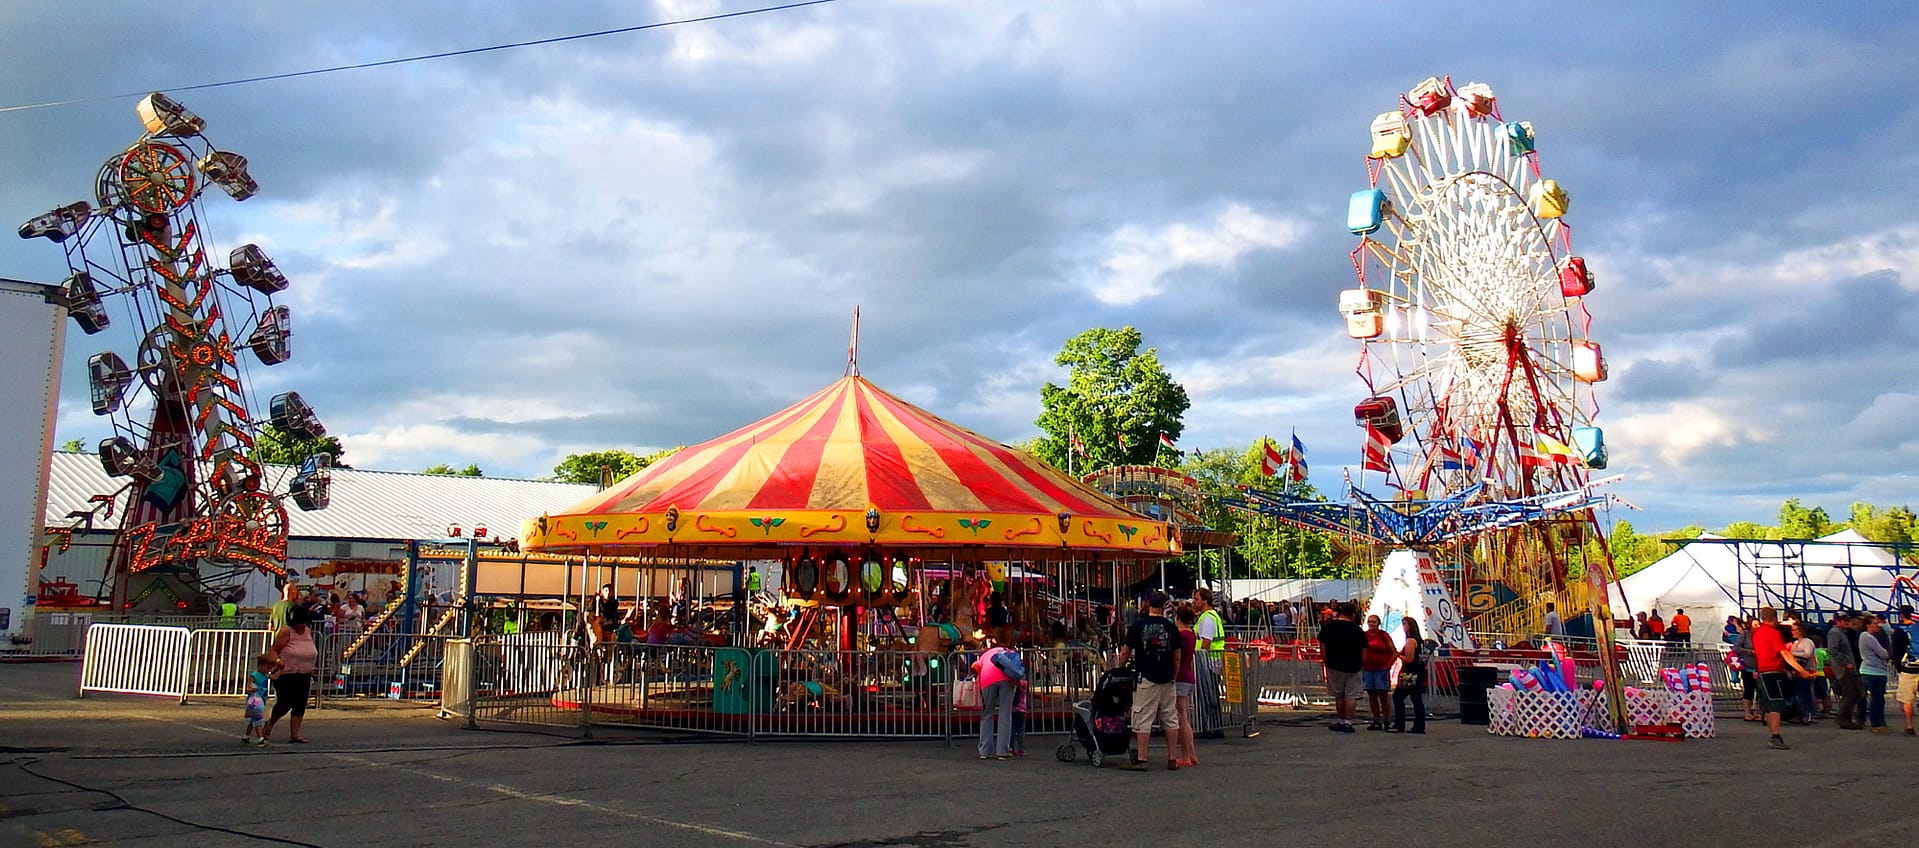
[1793,677,1816,720]
[978,680,1014,757]
[1863,673,1887,728]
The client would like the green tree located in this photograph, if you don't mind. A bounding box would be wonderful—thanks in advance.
[1033,327,1190,471]
[1181,441,1338,579]
[1845,502,1919,544]
[553,449,654,486]
[424,463,483,477]
[1777,498,1834,539]
[1720,520,1768,539]
[253,424,346,467]
[59,438,84,452]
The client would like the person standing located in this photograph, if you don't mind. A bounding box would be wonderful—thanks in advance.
[268,583,300,632]
[972,639,1017,760]
[1112,591,1181,771]
[1858,615,1891,733]
[1788,622,1819,724]
[1732,617,1760,722]
[1826,612,1863,730]
[1390,617,1429,734]
[1669,608,1692,645]
[1647,609,1666,640]
[1317,602,1366,733]
[262,609,319,744]
[1894,605,1918,736]
[1752,606,1809,750]
[593,584,621,645]
[1360,614,1397,731]
[1542,602,1565,639]
[1171,604,1201,767]
[1191,588,1227,736]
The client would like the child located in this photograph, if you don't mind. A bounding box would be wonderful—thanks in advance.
[1010,678,1028,756]
[243,652,276,746]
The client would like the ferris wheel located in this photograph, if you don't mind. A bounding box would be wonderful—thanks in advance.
[19,93,331,606]
[1339,76,1607,502]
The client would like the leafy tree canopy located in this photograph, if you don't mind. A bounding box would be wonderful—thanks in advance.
[1032,326,1190,471]
[423,463,483,477]
[552,448,676,486]
[253,424,347,467]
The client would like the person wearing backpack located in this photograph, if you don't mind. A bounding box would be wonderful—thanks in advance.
[972,638,1021,760]
[1112,590,1182,771]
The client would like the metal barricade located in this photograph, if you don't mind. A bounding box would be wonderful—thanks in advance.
[184,629,274,699]
[317,631,449,700]
[468,632,593,731]
[5,611,111,659]
[79,623,192,701]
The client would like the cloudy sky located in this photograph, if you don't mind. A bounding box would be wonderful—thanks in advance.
[3,1,1914,534]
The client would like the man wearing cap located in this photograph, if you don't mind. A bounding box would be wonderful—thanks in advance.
[1894,604,1918,736]
[1826,612,1864,730]
[1113,590,1184,771]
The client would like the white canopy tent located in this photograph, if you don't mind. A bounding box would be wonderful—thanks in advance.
[1610,529,1916,633]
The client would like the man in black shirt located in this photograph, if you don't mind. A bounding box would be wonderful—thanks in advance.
[1317,601,1366,733]
[1114,590,1184,771]
[594,584,621,645]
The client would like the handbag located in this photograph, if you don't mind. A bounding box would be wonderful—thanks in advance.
[1395,645,1427,692]
[952,679,981,710]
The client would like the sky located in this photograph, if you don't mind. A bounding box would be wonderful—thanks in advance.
[2,1,1915,535]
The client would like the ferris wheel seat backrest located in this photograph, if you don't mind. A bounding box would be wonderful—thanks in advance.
[60,271,111,335]
[1572,342,1607,384]
[87,352,134,415]
[1407,77,1451,116]
[1339,289,1386,339]
[1572,427,1607,470]
[1347,190,1389,235]
[1455,82,1497,118]
[136,92,204,137]
[1556,257,1594,298]
[1529,180,1569,219]
[1503,121,1536,156]
[1354,396,1405,443]
[1369,111,1411,159]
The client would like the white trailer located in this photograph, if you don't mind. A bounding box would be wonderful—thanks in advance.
[0,277,66,644]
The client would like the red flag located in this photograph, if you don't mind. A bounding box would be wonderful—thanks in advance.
[1069,433,1087,456]
[1362,425,1392,472]
[1261,441,1286,477]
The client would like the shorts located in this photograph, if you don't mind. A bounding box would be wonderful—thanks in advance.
[1362,670,1391,692]
[1755,672,1795,714]
[1129,678,1181,733]
[1175,681,1196,698]
[1326,669,1363,702]
[1898,670,1919,706]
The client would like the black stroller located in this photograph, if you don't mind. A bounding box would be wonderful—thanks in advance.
[1057,667,1136,767]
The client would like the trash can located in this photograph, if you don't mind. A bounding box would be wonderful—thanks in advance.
[1457,665,1498,726]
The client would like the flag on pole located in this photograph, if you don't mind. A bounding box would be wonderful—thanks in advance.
[1158,432,1177,452]
[1289,433,1309,480]
[1361,425,1393,472]
[1532,429,1584,466]
[1069,433,1087,457]
[1260,440,1287,477]
[1116,432,1128,451]
[1435,438,1464,471]
[1458,435,1482,473]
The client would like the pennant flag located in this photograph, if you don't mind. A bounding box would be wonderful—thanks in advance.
[1158,432,1178,452]
[1533,429,1584,466]
[1116,432,1129,450]
[1458,435,1483,472]
[1435,436,1464,471]
[1361,425,1393,472]
[1260,440,1286,477]
[1069,433,1087,457]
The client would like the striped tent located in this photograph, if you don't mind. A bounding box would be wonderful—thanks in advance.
[522,376,1178,558]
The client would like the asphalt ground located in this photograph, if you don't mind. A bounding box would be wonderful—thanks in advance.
[2,661,1913,848]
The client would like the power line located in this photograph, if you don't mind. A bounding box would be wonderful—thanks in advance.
[0,0,849,115]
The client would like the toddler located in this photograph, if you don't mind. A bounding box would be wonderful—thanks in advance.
[1010,678,1028,756]
[243,652,276,746]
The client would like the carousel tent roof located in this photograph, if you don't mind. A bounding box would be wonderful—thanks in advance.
[522,376,1178,557]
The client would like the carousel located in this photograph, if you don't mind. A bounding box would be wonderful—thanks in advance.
[514,367,1180,733]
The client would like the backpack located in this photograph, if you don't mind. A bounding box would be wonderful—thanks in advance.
[990,649,1026,682]
[1136,619,1177,677]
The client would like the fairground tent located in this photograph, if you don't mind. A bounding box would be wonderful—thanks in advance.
[522,375,1178,561]
[1609,529,1915,632]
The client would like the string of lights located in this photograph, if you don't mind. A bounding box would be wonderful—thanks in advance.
[0,0,849,114]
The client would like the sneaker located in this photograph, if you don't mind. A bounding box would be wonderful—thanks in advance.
[252,738,268,747]
[1332,721,1355,734]
[1164,760,1181,771]
[1121,759,1148,772]
[995,754,1014,760]
[1366,722,1384,731]
[1768,735,1789,750]
[978,754,990,760]
[1871,727,1890,734]
[240,735,253,744]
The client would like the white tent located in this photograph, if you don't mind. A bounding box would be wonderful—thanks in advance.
[1608,534,1744,639]
[1610,529,1915,632]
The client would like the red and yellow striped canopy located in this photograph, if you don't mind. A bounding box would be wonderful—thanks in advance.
[522,376,1178,558]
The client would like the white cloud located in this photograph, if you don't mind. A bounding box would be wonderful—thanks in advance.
[1087,204,1303,305]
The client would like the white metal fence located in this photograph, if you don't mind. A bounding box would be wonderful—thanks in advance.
[79,623,275,702]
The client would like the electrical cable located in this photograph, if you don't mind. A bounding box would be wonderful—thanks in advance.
[6,756,327,847]
[0,0,849,115]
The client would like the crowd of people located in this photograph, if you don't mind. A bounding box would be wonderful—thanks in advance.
[1729,604,1917,749]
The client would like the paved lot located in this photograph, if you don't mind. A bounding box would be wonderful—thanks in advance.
[2,661,1912,847]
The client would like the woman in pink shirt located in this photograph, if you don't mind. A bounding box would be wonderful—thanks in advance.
[972,640,1017,759]
[262,609,320,743]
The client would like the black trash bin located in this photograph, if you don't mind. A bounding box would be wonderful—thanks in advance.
[1456,665,1499,726]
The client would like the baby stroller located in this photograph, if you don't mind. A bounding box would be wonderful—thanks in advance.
[1057,667,1136,767]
